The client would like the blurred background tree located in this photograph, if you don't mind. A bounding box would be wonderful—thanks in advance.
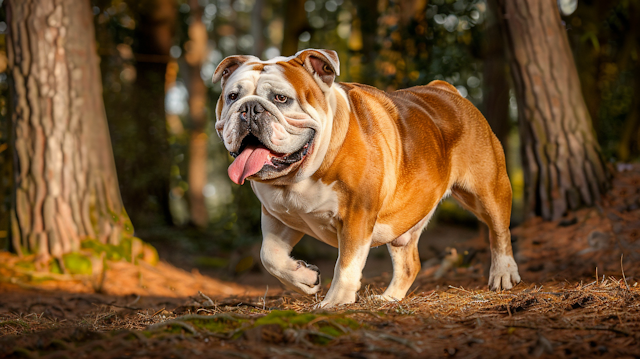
[0,0,638,275]
[4,0,134,266]
[496,0,610,221]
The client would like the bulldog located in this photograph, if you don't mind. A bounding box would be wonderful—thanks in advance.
[212,49,521,308]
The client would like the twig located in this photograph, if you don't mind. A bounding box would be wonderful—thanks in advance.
[198,291,215,307]
[263,285,269,310]
[127,295,141,307]
[621,254,631,291]
[448,285,473,293]
[147,320,198,335]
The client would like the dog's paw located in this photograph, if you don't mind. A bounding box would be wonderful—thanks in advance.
[370,294,400,303]
[287,260,321,295]
[488,254,521,291]
[315,297,353,310]
[315,285,357,309]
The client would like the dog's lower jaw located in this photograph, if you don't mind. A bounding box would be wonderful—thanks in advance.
[488,253,521,291]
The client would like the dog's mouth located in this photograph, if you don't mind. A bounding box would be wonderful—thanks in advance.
[228,131,314,185]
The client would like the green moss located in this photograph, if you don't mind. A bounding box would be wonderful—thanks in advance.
[63,253,92,275]
[49,259,63,274]
[318,325,342,337]
[288,313,317,325]
[80,236,154,264]
[15,260,36,271]
[81,239,123,261]
[333,317,360,330]
[189,317,245,333]
[253,310,301,329]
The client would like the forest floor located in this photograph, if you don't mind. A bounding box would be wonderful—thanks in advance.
[1,165,640,359]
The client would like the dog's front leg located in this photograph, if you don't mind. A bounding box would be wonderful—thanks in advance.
[260,208,322,295]
[319,221,372,308]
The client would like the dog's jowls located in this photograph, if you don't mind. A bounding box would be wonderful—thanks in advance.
[212,49,521,308]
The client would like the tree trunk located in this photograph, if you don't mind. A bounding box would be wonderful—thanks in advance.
[251,0,266,57]
[119,0,175,228]
[185,0,209,228]
[281,0,309,56]
[482,0,510,152]
[6,0,133,263]
[496,0,610,221]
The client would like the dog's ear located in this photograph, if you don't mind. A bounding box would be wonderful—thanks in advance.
[295,49,340,88]
[212,55,253,85]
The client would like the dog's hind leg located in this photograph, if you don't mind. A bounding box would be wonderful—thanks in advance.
[452,175,520,290]
[451,142,520,290]
[260,207,322,295]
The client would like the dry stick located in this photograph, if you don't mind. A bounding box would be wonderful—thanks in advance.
[263,285,269,310]
[147,320,198,335]
[620,254,631,291]
[198,291,215,307]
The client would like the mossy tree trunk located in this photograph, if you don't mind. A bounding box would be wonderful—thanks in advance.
[497,0,611,221]
[6,0,133,264]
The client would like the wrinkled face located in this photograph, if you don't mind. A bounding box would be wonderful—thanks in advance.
[213,49,341,185]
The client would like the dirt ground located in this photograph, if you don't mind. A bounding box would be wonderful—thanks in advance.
[1,165,640,358]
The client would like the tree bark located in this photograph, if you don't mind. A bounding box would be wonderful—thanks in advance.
[119,0,175,228]
[482,0,510,152]
[185,0,209,228]
[281,0,309,56]
[6,0,133,263]
[496,0,610,221]
[251,0,266,57]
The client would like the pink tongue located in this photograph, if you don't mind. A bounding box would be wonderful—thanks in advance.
[228,145,272,185]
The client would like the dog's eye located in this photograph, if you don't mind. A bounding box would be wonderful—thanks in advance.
[322,64,333,74]
[228,92,238,101]
[274,94,288,103]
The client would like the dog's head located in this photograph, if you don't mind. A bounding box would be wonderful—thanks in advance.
[213,49,340,185]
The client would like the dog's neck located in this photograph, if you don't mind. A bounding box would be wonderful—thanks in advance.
[310,84,351,179]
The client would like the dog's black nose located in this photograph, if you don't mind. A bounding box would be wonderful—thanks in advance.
[240,102,265,122]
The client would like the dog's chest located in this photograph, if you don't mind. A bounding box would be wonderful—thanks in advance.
[253,179,340,247]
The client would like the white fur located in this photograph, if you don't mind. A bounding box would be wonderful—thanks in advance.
[253,179,340,247]
[260,213,321,295]
[318,241,371,308]
[488,252,521,290]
